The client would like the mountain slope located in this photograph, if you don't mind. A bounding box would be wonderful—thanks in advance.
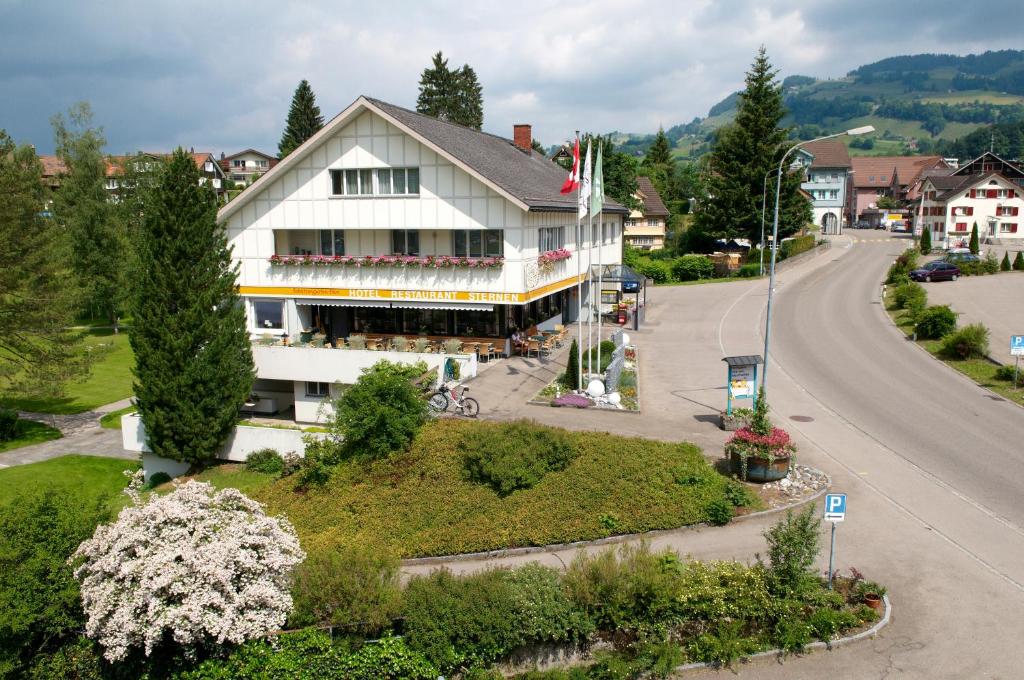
[616,50,1024,160]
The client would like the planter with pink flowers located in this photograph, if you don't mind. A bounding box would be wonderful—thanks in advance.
[723,389,795,482]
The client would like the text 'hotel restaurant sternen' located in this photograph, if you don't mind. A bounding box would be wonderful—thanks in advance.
[218,96,628,421]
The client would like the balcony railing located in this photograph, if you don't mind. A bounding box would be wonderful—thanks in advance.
[268,254,504,269]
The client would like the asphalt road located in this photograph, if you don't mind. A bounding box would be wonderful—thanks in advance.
[720,233,1024,678]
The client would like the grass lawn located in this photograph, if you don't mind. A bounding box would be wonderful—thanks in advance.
[0,454,138,506]
[885,293,1024,408]
[0,419,62,453]
[0,329,135,415]
[99,405,136,429]
[190,419,759,559]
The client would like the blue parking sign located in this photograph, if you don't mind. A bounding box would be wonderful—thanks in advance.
[1011,335,1024,356]
[824,493,846,522]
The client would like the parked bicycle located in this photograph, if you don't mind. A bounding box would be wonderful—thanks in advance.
[427,383,479,417]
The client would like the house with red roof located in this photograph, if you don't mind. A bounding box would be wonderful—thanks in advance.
[624,176,670,250]
[849,155,949,224]
[795,139,852,234]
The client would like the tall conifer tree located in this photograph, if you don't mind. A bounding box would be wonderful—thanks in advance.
[130,149,254,464]
[278,80,325,158]
[416,51,484,129]
[695,47,811,243]
[0,132,87,398]
[51,103,126,322]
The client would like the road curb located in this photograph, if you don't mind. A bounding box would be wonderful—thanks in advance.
[400,468,831,567]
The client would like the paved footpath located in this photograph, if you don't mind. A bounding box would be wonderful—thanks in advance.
[1,398,137,468]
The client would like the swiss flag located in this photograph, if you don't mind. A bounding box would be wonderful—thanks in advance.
[560,137,580,194]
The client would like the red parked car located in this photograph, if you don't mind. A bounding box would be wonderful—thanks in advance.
[910,260,961,282]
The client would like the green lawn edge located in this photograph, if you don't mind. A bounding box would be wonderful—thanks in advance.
[884,291,1024,408]
[0,454,138,506]
[0,419,62,453]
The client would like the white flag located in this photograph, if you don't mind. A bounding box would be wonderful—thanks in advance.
[579,140,592,219]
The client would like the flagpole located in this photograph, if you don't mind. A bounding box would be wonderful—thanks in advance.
[597,211,603,377]
[575,133,583,392]
[589,209,598,376]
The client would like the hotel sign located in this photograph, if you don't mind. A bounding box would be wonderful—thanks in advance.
[239,275,578,305]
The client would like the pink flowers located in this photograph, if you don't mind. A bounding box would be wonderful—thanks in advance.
[538,248,572,266]
[730,426,792,448]
[725,425,796,462]
[268,254,504,269]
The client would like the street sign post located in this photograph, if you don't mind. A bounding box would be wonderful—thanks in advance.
[1011,336,1024,388]
[824,493,847,589]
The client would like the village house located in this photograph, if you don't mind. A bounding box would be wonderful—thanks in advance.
[916,152,1024,249]
[849,154,949,224]
[795,139,852,234]
[624,176,670,250]
[220,148,279,186]
[218,96,627,422]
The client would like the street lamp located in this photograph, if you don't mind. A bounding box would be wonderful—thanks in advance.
[761,126,874,394]
[759,169,775,276]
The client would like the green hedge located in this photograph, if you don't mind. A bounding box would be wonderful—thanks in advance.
[780,235,817,259]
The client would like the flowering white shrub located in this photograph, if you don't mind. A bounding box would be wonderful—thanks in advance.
[71,471,305,662]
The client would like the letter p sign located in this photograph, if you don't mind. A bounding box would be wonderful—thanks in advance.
[824,493,846,522]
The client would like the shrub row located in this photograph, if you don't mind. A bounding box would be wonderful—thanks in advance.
[631,254,716,284]
[892,285,991,360]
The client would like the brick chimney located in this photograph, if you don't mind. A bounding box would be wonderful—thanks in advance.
[513,124,532,152]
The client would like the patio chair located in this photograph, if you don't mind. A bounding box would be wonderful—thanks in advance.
[366,339,381,351]
[540,337,556,355]
[483,342,498,361]
[526,339,541,357]
[462,342,479,359]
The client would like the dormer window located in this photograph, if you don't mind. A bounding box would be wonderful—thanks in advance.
[330,168,419,196]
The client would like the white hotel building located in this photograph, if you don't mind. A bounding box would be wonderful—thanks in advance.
[218,96,626,422]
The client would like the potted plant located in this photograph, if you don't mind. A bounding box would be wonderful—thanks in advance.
[724,388,795,482]
[720,407,754,431]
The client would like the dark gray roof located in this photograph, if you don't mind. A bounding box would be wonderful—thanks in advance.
[930,172,986,200]
[722,355,764,366]
[366,97,627,214]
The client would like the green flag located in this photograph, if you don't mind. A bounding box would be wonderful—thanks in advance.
[590,143,604,215]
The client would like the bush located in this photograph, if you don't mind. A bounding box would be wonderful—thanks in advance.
[288,546,402,633]
[633,258,672,283]
[920,226,932,254]
[1001,252,1012,271]
[562,338,580,389]
[585,340,617,373]
[885,249,919,284]
[969,223,979,254]
[736,262,761,278]
[780,235,816,260]
[914,305,957,339]
[892,282,926,311]
[334,360,428,460]
[144,471,171,489]
[995,365,1019,382]
[0,490,110,678]
[763,507,820,596]
[296,436,337,487]
[0,408,17,442]
[246,447,284,474]
[1014,251,1024,271]
[940,323,990,359]
[71,475,304,662]
[462,420,577,495]
[706,499,734,526]
[982,251,1000,274]
[671,254,715,281]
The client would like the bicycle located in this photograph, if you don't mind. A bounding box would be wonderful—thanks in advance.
[427,383,479,417]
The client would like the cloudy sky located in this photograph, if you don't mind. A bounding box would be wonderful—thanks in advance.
[2,0,1020,155]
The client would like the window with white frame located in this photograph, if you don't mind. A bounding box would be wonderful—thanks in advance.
[232,159,244,167]
[453,230,503,257]
[1000,222,1019,234]
[392,230,420,255]
[330,168,420,196]
[256,159,268,168]
[319,230,345,256]
[252,299,284,331]
[305,381,331,398]
[539,226,565,252]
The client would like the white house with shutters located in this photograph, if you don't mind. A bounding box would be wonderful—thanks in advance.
[217,96,626,422]
[918,174,1023,249]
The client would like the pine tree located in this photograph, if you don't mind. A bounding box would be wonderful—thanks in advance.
[1001,251,1011,271]
[416,51,484,129]
[694,47,811,244]
[51,103,127,323]
[563,339,580,390]
[278,80,324,158]
[969,222,980,254]
[130,149,255,464]
[1013,251,1024,271]
[643,128,674,168]
[0,131,87,399]
[920,225,932,254]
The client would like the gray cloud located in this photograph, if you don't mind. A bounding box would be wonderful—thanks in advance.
[1,0,1021,155]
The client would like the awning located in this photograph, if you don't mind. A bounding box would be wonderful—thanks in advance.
[295,298,493,312]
